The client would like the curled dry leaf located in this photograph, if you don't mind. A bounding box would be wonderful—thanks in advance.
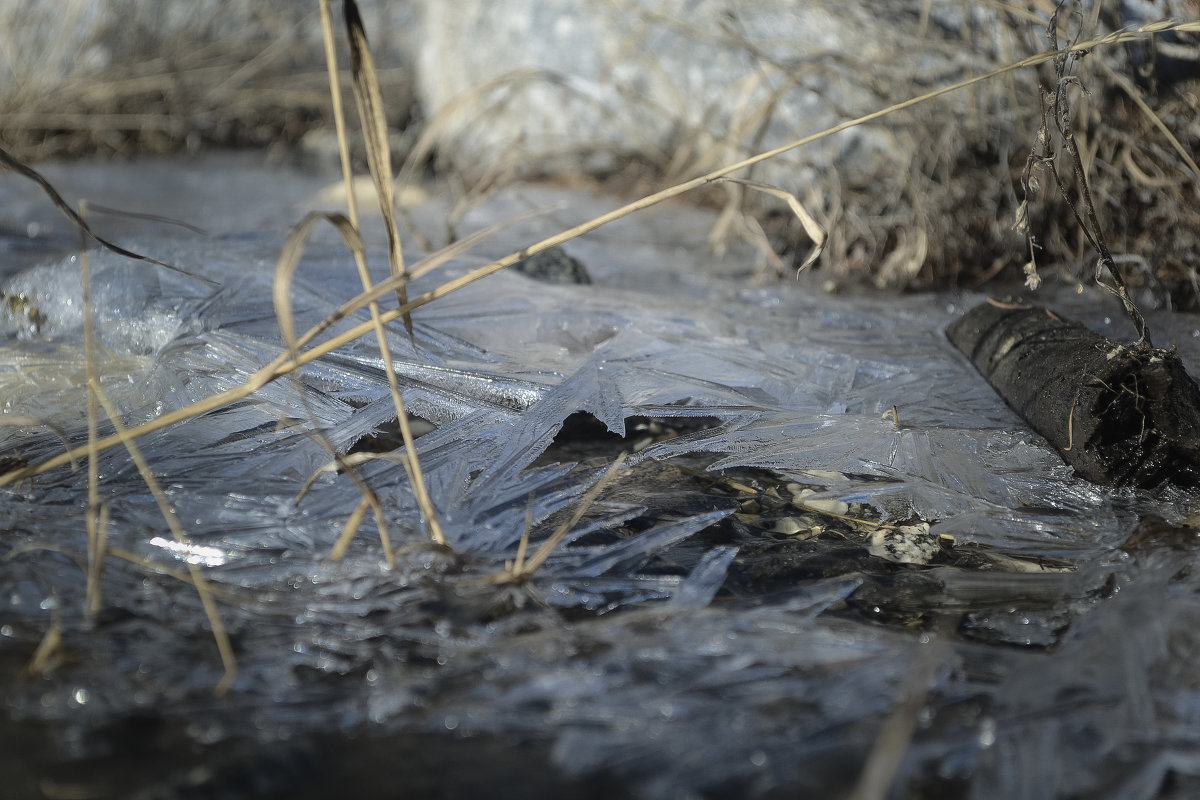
[718,177,827,274]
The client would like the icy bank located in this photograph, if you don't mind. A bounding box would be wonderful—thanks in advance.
[3,156,1200,797]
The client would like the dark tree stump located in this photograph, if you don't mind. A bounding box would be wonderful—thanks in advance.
[946,301,1200,488]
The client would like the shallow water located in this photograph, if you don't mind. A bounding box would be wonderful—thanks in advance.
[3,152,1200,798]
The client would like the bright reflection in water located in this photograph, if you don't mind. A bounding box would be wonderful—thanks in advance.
[148,536,228,567]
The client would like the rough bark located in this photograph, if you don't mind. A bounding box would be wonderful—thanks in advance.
[946,301,1200,488]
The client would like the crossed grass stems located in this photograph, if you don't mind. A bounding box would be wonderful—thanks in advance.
[1,6,1197,701]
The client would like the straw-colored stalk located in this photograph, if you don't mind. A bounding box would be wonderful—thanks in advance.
[495,452,628,583]
[314,0,444,547]
[93,388,237,695]
[80,202,106,617]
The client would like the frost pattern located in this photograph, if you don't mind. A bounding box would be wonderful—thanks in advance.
[4,182,1200,797]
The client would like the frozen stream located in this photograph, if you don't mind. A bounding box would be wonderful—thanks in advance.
[3,153,1200,798]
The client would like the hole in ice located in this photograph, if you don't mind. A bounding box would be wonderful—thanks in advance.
[534,412,726,466]
[345,414,437,456]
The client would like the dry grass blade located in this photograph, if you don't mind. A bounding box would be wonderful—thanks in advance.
[92,389,237,695]
[297,450,411,504]
[272,210,363,357]
[3,542,242,602]
[2,543,88,572]
[720,177,827,273]
[401,68,560,186]
[511,502,535,576]
[324,485,393,564]
[271,207,402,560]
[80,202,105,616]
[336,456,396,564]
[105,547,240,600]
[24,607,62,676]
[319,0,356,216]
[0,144,214,284]
[330,496,372,562]
[1096,59,1200,191]
[322,0,443,547]
[278,210,547,358]
[343,0,410,332]
[848,629,949,800]
[497,453,627,582]
[85,202,209,235]
[87,503,110,615]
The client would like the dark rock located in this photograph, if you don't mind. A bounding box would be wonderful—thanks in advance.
[513,246,591,285]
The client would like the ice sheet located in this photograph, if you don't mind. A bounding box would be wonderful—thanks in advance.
[4,169,1200,797]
